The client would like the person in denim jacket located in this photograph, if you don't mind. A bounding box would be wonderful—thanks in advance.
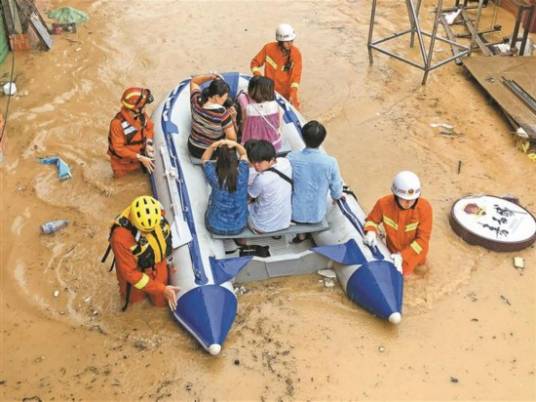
[202,140,249,235]
[288,120,344,242]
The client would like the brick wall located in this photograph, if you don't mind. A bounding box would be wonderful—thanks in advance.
[9,33,31,51]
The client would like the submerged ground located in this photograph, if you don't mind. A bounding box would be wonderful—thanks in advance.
[1,1,535,401]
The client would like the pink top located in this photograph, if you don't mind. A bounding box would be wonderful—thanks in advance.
[238,93,282,150]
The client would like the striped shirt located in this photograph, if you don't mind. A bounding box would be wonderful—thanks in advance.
[189,89,233,152]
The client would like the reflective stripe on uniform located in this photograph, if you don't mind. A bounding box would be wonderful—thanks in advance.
[290,82,299,89]
[364,221,379,230]
[265,56,277,69]
[133,273,150,290]
[121,121,137,136]
[410,240,423,254]
[382,215,399,230]
[405,222,419,232]
[251,66,262,74]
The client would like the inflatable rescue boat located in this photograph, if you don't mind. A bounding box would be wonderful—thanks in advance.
[151,73,403,355]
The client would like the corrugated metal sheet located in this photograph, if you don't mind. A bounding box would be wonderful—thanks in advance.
[0,8,10,64]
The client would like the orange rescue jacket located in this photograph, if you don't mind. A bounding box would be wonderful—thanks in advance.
[108,109,154,163]
[250,42,302,101]
[364,195,432,271]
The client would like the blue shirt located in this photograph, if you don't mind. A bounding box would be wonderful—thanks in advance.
[203,160,249,235]
[288,148,343,223]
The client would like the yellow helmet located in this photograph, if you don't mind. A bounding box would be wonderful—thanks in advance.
[129,196,161,232]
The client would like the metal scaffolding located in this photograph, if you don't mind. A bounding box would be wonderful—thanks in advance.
[367,0,471,85]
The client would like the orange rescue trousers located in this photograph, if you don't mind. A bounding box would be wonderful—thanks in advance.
[116,260,168,307]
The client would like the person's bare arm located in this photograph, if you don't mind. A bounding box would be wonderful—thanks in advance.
[190,73,220,94]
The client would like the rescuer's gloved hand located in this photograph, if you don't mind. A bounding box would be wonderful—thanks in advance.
[391,253,403,273]
[364,231,378,248]
[164,285,181,311]
[145,139,155,158]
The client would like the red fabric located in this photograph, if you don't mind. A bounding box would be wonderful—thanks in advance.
[250,42,302,108]
[365,194,432,275]
[108,109,154,177]
[110,226,168,307]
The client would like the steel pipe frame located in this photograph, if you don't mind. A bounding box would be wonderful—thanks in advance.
[368,0,468,85]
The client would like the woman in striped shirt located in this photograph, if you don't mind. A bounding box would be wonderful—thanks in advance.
[188,74,237,158]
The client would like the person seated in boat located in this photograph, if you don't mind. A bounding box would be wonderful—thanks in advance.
[287,121,344,243]
[105,196,180,311]
[108,87,156,178]
[246,139,292,233]
[202,139,249,235]
[237,76,282,151]
[188,74,238,159]
[363,171,432,276]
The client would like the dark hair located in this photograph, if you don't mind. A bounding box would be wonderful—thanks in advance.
[248,76,275,103]
[302,120,326,148]
[216,145,239,192]
[201,79,230,105]
[246,139,276,163]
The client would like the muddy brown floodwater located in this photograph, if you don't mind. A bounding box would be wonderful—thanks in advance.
[1,1,535,401]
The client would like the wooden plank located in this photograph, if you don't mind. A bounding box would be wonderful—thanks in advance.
[28,10,52,50]
[463,56,536,139]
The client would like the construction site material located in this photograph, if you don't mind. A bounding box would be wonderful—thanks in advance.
[440,14,464,64]
[464,56,536,140]
[509,1,535,56]
[501,0,536,33]
[47,7,88,25]
[502,76,536,113]
[28,10,52,50]
[450,195,536,252]
[367,0,470,85]
[461,8,494,55]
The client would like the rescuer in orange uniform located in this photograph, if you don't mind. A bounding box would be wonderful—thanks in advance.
[250,23,302,109]
[103,196,180,310]
[108,87,156,178]
[363,171,433,276]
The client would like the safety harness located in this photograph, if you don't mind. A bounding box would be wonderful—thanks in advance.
[101,208,171,311]
[107,111,148,160]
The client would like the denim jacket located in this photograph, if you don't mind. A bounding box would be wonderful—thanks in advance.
[203,160,249,235]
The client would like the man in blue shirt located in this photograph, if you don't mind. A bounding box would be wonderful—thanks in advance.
[288,121,344,242]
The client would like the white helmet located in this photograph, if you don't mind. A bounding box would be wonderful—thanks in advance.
[276,23,296,42]
[391,171,421,200]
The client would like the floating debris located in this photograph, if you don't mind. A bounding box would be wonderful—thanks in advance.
[450,376,459,383]
[323,278,335,288]
[513,257,525,270]
[317,269,336,279]
[378,346,385,353]
[500,295,511,306]
[53,290,60,297]
[431,122,454,135]
[234,286,248,296]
